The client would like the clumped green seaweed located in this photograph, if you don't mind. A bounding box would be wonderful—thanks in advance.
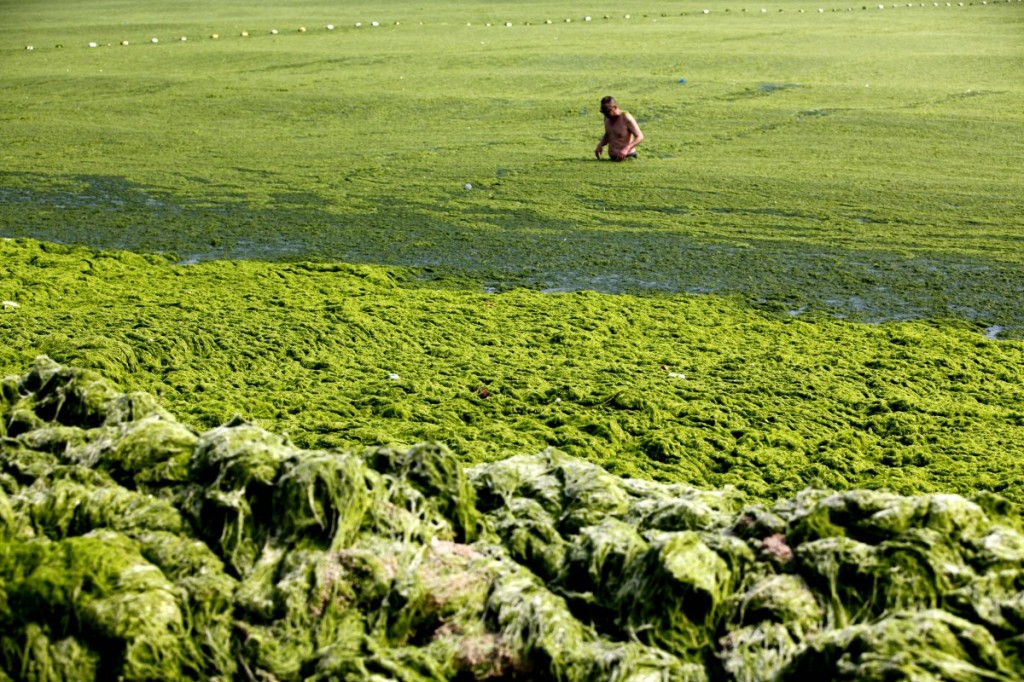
[1,2,1022,677]
[2,358,1023,680]
[4,238,1024,509]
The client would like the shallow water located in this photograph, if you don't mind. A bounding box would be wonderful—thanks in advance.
[3,177,1022,336]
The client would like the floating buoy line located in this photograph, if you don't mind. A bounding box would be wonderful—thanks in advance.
[18,0,1024,52]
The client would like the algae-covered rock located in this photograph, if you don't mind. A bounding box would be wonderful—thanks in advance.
[273,451,376,551]
[8,356,120,429]
[560,518,649,620]
[2,623,101,682]
[625,484,746,534]
[468,448,632,530]
[718,622,805,682]
[0,488,13,541]
[92,414,198,488]
[1,530,196,680]
[780,609,1019,681]
[731,574,824,637]
[179,419,294,575]
[484,556,696,681]
[2,359,1024,681]
[133,529,237,670]
[488,496,568,581]
[365,443,482,542]
[616,530,737,659]
[16,478,185,539]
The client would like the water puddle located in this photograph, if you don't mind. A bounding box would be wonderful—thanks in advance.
[760,82,801,93]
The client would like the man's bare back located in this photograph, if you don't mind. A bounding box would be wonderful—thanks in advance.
[595,96,644,161]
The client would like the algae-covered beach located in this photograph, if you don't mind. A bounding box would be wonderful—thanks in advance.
[2,0,1024,679]
[2,359,1024,679]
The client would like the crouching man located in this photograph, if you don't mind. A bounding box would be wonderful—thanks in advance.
[595,96,644,161]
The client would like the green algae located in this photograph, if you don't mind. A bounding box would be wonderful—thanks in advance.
[2,358,1024,680]
[3,238,1023,508]
[780,609,1019,681]
[1,1,1023,330]
[0,1,1023,675]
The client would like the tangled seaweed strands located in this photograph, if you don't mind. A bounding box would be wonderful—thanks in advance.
[5,239,1024,510]
[1,358,1023,680]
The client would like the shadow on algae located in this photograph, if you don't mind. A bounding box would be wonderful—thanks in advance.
[1,357,1023,680]
[1,171,1023,337]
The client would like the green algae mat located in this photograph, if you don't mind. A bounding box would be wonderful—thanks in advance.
[3,0,1024,677]
[2,358,1024,680]
[3,238,1024,506]
[2,0,1024,328]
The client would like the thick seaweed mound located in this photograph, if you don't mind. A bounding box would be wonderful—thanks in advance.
[2,357,1022,681]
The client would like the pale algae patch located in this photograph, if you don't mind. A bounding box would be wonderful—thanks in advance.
[2,358,1023,679]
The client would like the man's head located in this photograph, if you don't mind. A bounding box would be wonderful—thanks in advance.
[600,96,620,118]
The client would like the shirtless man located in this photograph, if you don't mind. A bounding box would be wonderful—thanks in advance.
[594,96,644,161]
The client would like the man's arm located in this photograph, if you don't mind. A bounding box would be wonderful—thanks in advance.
[621,113,644,155]
[595,132,609,159]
